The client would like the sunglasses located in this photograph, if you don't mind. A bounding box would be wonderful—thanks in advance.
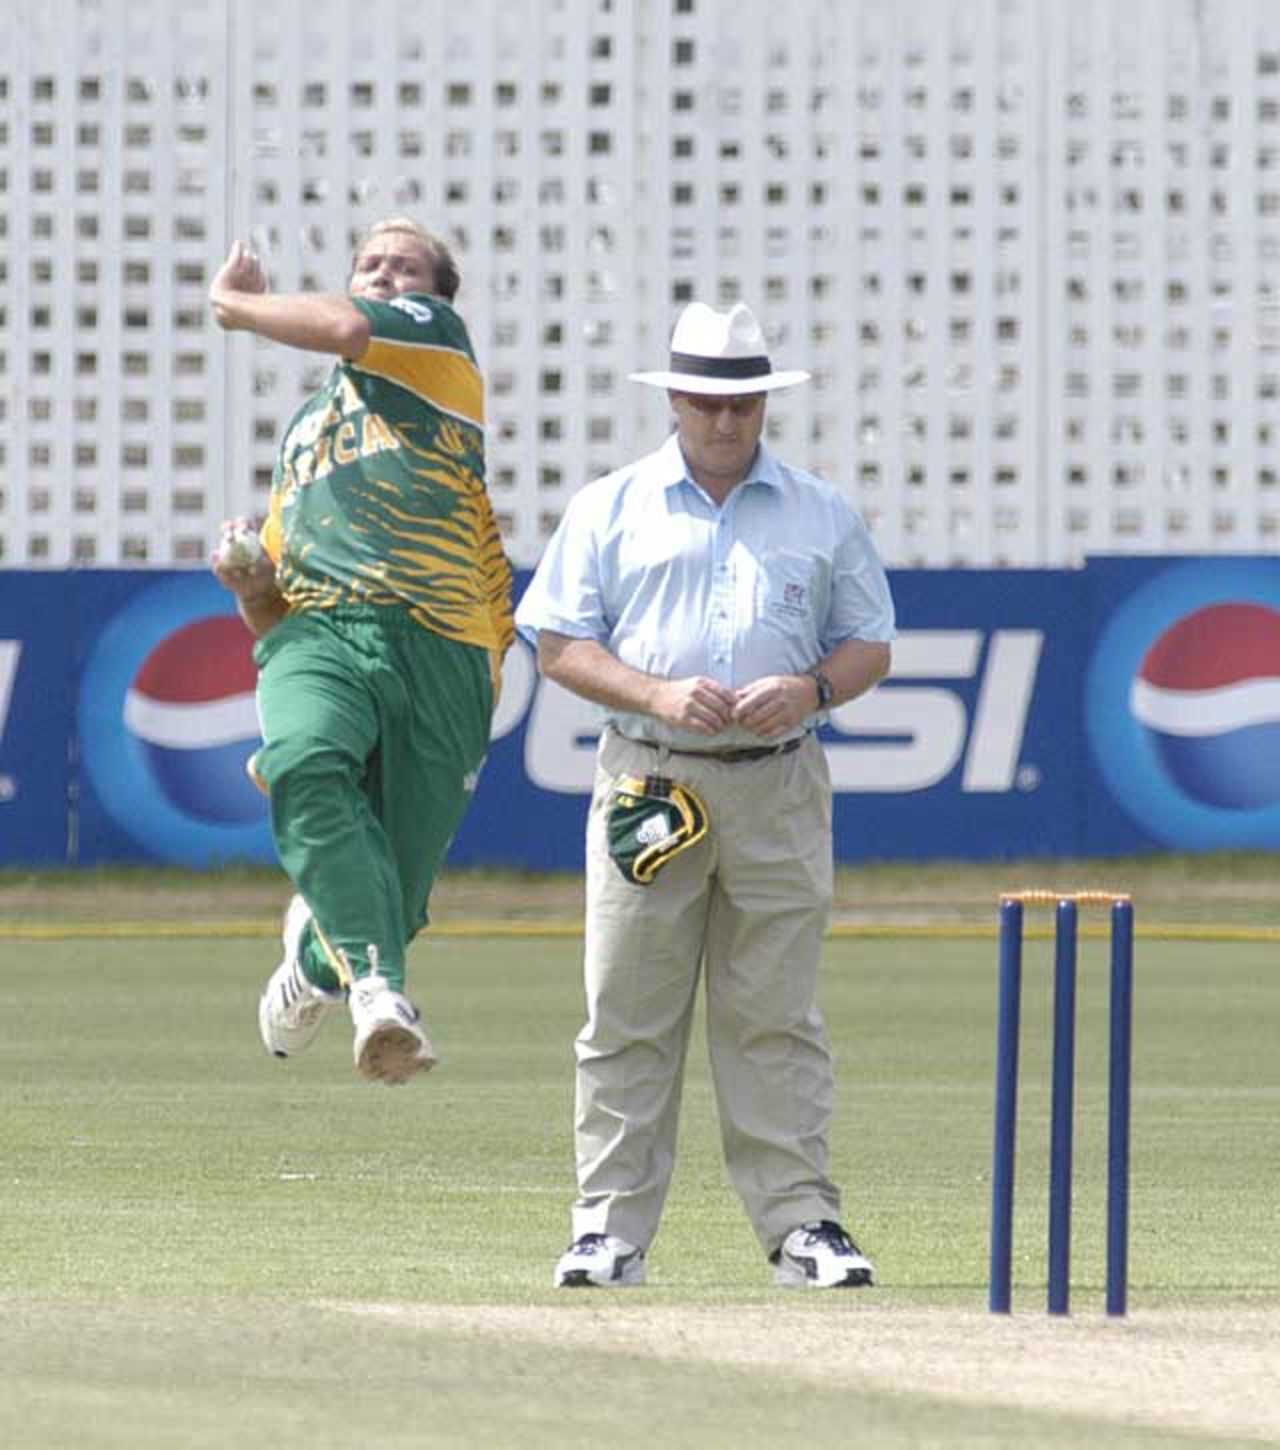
[679,393,765,417]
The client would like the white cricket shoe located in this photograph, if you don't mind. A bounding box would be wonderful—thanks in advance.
[554,1233,647,1288]
[258,895,343,1057]
[349,975,437,1085]
[773,1220,876,1289]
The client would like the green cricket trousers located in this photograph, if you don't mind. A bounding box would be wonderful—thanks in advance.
[251,605,494,993]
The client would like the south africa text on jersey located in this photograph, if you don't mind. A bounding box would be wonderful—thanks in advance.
[280,399,401,491]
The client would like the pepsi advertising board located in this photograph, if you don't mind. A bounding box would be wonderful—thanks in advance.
[72,571,273,867]
[1083,556,1280,851]
[0,557,1272,867]
[0,572,74,864]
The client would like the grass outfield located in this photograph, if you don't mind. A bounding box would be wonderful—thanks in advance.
[1,923,1277,1446]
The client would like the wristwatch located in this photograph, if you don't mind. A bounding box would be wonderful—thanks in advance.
[807,666,835,710]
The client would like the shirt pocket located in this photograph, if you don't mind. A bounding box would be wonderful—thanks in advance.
[756,548,820,632]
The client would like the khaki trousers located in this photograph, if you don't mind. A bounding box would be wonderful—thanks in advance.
[571,728,842,1259]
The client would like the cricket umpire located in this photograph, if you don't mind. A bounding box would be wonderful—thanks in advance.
[516,300,895,1287]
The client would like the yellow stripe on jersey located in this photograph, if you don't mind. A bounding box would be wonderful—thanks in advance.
[357,340,485,428]
[262,493,285,565]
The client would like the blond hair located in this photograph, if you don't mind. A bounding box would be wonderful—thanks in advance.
[351,217,460,302]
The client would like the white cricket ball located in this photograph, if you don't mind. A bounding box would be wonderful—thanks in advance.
[219,527,264,569]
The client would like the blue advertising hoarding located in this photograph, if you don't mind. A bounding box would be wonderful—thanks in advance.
[0,572,74,864]
[73,571,274,867]
[449,567,1090,866]
[0,557,1273,867]
[1083,556,1280,852]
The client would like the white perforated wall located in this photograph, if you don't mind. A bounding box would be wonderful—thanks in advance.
[2,0,1279,569]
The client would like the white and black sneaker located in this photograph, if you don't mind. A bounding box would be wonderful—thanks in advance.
[258,895,344,1057]
[349,975,437,1085]
[554,1233,647,1288]
[772,1220,876,1289]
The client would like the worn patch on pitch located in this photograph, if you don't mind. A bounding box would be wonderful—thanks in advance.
[328,1301,1280,1443]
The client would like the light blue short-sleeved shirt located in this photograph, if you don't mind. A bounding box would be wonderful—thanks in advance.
[515,433,895,749]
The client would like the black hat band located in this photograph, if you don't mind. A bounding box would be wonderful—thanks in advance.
[667,351,772,379]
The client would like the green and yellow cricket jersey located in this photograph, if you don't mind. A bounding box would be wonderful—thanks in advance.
[261,293,515,657]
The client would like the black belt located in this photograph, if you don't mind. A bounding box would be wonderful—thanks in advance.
[631,735,806,765]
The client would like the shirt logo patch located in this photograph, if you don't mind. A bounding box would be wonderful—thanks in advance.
[766,575,810,622]
[389,296,435,325]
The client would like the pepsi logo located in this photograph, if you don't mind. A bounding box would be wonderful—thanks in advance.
[77,574,274,865]
[124,616,263,824]
[1130,604,1280,811]
[1086,558,1280,849]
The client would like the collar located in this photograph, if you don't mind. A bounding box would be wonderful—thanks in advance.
[652,432,783,497]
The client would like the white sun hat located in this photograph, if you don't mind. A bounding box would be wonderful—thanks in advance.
[628,301,810,394]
